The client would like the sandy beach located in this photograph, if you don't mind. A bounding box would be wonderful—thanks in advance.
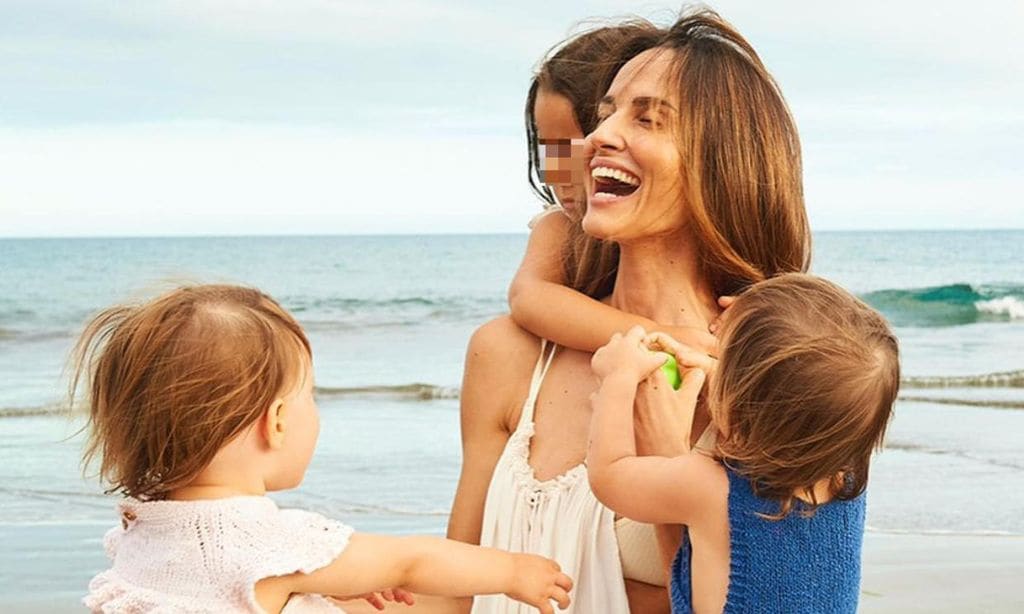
[860,532,1024,613]
[336,532,1024,614]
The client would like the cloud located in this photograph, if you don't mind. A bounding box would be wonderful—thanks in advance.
[0,1,1020,234]
[0,123,534,237]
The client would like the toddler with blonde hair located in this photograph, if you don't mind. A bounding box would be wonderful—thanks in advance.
[73,284,572,613]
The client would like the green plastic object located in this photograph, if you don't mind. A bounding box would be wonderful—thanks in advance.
[659,352,682,390]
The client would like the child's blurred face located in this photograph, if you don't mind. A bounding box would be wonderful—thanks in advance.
[268,358,320,490]
[534,88,586,216]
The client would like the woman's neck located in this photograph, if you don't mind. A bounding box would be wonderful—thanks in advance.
[608,230,719,328]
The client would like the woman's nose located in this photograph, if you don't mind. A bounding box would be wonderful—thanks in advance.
[585,112,625,153]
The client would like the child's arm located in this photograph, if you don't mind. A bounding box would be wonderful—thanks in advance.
[286,534,572,614]
[587,327,724,525]
[508,211,719,355]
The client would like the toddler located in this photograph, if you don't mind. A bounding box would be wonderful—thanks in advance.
[73,284,572,613]
[587,273,900,614]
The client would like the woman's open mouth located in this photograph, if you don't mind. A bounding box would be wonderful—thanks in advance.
[591,166,641,202]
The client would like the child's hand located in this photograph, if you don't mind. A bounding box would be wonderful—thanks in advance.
[663,324,719,358]
[346,588,416,610]
[591,326,667,386]
[645,331,717,378]
[708,295,737,335]
[506,553,573,614]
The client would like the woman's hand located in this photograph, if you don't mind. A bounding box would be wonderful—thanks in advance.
[633,332,714,457]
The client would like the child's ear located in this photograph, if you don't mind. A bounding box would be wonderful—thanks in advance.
[262,399,288,450]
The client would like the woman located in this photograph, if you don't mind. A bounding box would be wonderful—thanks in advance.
[448,9,810,614]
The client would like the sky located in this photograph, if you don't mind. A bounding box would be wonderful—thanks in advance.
[1,0,1021,237]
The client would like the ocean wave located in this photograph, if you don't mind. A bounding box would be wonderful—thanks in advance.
[861,283,1024,327]
[283,295,504,329]
[901,369,1024,388]
[0,384,461,418]
[315,384,460,401]
[976,296,1024,319]
[0,404,67,418]
[898,395,1024,410]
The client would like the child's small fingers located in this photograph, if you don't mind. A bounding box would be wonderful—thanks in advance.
[643,331,675,352]
[364,594,384,610]
[394,588,415,605]
[646,352,669,374]
[675,346,716,373]
[625,325,647,343]
[381,589,395,602]
[718,295,737,308]
[551,587,571,609]
[556,572,573,591]
[537,601,554,614]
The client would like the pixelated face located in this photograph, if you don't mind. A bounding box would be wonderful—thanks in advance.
[582,48,687,242]
[534,88,587,215]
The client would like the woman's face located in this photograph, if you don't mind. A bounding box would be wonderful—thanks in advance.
[534,88,586,215]
[582,48,687,243]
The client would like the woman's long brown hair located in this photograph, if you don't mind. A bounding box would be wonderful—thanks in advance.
[570,8,811,298]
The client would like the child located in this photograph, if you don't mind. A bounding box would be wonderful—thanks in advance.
[510,20,725,358]
[72,284,573,614]
[587,274,900,614]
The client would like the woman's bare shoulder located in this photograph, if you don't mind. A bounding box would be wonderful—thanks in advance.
[463,316,543,428]
[466,315,542,371]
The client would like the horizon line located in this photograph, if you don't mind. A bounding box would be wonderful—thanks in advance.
[2,228,1024,241]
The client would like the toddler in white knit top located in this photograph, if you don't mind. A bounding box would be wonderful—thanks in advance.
[73,284,572,614]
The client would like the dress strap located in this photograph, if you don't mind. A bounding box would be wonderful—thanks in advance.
[516,338,558,429]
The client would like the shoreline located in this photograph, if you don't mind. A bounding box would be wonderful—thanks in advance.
[860,532,1024,613]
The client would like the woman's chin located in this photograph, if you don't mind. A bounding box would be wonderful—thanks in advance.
[582,207,629,242]
[580,213,612,240]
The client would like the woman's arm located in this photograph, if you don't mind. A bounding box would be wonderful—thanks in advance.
[508,212,717,355]
[447,317,538,545]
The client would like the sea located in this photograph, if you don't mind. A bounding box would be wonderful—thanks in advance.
[1,231,1022,611]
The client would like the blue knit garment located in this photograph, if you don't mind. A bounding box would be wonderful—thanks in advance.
[670,466,865,614]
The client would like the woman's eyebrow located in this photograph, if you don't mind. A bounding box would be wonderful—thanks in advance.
[632,96,676,113]
[598,95,676,114]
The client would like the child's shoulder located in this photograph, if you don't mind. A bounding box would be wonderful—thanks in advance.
[527,205,570,231]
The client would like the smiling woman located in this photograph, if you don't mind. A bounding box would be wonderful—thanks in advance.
[449,8,812,614]
[585,20,809,296]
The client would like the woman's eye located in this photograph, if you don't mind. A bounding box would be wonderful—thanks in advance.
[638,116,654,126]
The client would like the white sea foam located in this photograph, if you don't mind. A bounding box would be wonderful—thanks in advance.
[976,296,1024,319]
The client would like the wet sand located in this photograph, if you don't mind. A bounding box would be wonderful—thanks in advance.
[860,531,1024,613]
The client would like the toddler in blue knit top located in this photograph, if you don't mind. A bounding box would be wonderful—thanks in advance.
[587,273,900,614]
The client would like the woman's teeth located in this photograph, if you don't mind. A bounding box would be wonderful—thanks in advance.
[591,166,641,200]
[591,166,640,186]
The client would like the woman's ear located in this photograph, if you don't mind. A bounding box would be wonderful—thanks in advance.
[262,399,288,450]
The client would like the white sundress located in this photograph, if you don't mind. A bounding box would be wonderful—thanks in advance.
[472,340,630,614]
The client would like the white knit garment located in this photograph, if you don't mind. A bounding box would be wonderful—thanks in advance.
[84,496,354,613]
